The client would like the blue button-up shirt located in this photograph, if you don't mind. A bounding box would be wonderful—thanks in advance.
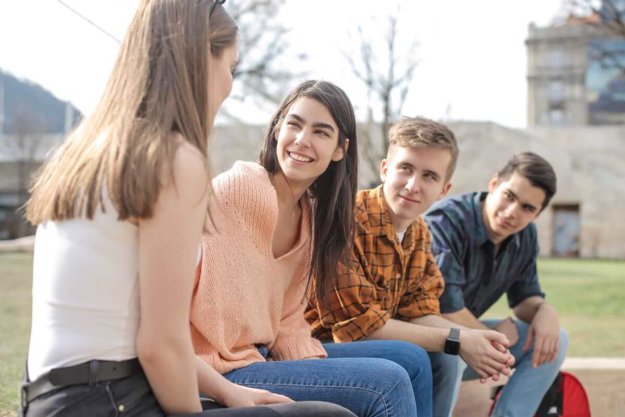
[424,192,545,318]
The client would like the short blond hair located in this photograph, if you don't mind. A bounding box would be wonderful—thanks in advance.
[387,116,459,181]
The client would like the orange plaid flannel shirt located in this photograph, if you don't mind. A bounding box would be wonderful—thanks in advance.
[305,186,445,342]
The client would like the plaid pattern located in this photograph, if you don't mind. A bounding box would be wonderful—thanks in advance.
[305,186,444,342]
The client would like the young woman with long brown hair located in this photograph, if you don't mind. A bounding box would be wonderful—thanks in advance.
[191,80,432,417]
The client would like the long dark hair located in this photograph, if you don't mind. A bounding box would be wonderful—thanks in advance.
[259,80,358,305]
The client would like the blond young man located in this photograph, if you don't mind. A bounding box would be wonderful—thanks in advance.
[306,117,514,417]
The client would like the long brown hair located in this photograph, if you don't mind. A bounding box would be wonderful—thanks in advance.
[25,0,237,224]
[259,80,359,306]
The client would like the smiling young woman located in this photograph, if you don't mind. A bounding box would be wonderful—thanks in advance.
[190,80,432,417]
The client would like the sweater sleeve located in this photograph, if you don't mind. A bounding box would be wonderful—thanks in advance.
[270,260,327,361]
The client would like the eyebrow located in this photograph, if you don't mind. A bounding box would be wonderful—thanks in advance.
[287,114,336,132]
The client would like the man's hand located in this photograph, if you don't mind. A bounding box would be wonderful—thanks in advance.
[522,303,560,367]
[493,317,519,347]
[221,384,293,408]
[459,329,515,381]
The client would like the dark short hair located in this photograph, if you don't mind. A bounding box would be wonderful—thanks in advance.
[497,152,557,211]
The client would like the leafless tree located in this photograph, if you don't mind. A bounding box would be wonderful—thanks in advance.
[226,0,306,112]
[344,8,419,177]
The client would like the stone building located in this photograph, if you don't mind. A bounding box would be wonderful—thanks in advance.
[526,8,625,126]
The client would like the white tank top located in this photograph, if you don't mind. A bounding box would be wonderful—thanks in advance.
[27,197,140,380]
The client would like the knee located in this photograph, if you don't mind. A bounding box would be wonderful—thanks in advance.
[370,358,414,391]
[385,341,432,379]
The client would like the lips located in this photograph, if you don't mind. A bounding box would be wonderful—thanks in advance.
[399,194,420,204]
[496,217,512,228]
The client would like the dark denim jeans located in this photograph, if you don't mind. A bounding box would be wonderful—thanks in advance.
[20,371,355,417]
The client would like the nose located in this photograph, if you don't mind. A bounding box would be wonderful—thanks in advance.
[405,176,420,194]
[503,202,520,218]
[294,129,311,147]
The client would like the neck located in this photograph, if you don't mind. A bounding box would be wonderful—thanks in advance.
[270,171,308,210]
[480,200,505,246]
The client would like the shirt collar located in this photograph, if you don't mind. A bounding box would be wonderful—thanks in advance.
[359,185,417,250]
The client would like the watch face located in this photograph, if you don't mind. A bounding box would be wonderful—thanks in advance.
[444,328,461,355]
[444,339,460,355]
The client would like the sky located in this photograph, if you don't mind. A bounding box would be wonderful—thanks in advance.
[0,0,564,128]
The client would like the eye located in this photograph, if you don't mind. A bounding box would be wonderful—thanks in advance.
[523,205,537,213]
[316,130,330,137]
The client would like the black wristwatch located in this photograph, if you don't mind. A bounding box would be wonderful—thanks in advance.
[444,328,461,355]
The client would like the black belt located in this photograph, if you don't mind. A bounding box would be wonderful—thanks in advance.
[22,358,142,405]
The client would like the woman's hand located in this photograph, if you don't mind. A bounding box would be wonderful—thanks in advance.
[220,384,293,408]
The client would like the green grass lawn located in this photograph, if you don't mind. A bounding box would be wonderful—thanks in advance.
[1,254,624,415]
[483,258,625,357]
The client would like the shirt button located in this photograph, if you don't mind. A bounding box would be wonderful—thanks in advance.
[118,404,125,412]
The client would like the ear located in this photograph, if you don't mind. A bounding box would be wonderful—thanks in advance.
[331,138,349,161]
[487,175,499,193]
[379,158,388,182]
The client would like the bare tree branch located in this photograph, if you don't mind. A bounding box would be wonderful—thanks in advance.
[225,0,307,112]
[344,8,419,175]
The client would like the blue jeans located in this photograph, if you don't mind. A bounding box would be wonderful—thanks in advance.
[223,340,430,417]
[323,341,432,417]
[430,319,569,417]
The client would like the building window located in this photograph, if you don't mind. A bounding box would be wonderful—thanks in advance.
[548,106,566,125]
[552,204,580,257]
[549,80,564,101]
[550,50,562,68]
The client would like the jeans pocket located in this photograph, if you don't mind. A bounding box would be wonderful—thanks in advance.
[106,373,163,417]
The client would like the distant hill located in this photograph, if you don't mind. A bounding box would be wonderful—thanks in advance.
[0,69,82,135]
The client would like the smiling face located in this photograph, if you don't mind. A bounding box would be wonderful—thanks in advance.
[482,172,546,244]
[381,145,452,232]
[275,97,346,191]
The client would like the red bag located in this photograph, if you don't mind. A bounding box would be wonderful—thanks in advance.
[490,371,591,417]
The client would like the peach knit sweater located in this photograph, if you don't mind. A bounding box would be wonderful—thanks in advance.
[190,161,326,374]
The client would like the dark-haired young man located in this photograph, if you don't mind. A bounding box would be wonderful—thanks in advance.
[424,152,569,417]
